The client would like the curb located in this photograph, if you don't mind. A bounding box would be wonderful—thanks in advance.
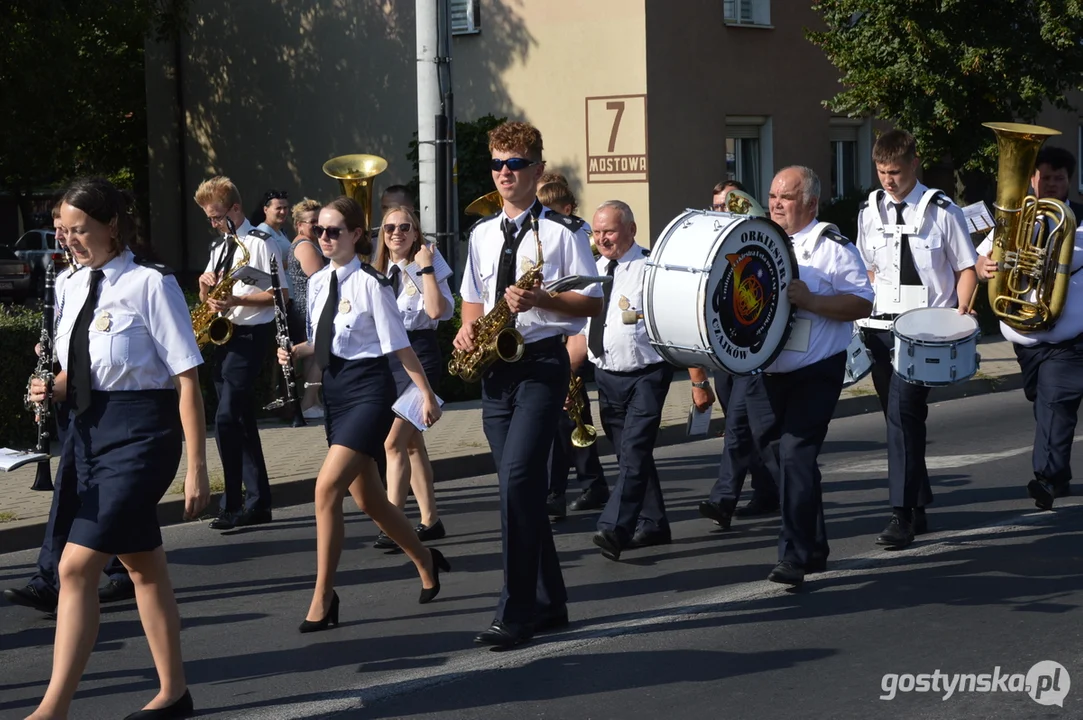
[0,371,1024,553]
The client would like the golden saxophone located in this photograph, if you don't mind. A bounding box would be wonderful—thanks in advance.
[192,218,250,349]
[448,214,545,383]
[567,374,597,447]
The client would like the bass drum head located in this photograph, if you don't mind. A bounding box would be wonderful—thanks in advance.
[703,216,798,374]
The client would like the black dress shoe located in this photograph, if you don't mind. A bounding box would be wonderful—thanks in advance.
[592,529,623,561]
[418,548,451,605]
[99,578,136,604]
[876,513,914,548]
[628,526,672,549]
[912,507,929,535]
[734,495,780,517]
[122,689,194,719]
[569,485,610,511]
[474,620,533,648]
[233,508,272,527]
[698,500,734,530]
[533,605,570,634]
[546,492,567,520]
[373,531,398,549]
[415,519,447,541]
[299,591,339,633]
[1028,478,1055,511]
[3,584,58,614]
[767,561,805,586]
[208,510,236,530]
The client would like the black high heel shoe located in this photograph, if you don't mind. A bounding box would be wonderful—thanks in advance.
[299,591,339,633]
[122,689,194,719]
[419,548,451,605]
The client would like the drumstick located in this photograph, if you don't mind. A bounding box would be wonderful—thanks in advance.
[621,310,644,324]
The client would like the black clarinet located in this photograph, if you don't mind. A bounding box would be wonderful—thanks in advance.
[25,262,56,491]
[263,255,305,426]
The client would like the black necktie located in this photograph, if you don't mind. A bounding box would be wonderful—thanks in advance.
[388,265,401,296]
[587,259,619,358]
[68,269,104,417]
[314,269,339,370]
[893,201,922,286]
[495,218,520,300]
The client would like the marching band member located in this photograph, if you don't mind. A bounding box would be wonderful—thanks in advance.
[369,205,454,548]
[856,130,976,549]
[194,177,287,531]
[251,189,294,288]
[537,180,610,519]
[582,201,675,561]
[454,121,602,648]
[751,167,873,586]
[4,203,134,616]
[26,177,210,720]
[975,147,1083,510]
[279,196,448,633]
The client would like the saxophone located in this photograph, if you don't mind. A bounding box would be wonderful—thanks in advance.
[448,214,544,383]
[192,218,250,349]
[567,374,597,447]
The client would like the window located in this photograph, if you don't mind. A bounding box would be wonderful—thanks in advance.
[14,232,42,252]
[725,116,773,202]
[830,117,872,198]
[451,0,480,35]
[724,0,771,26]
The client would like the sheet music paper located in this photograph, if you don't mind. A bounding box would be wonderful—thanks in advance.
[0,447,49,472]
[405,245,454,287]
[962,201,994,235]
[231,264,273,290]
[686,404,712,437]
[392,385,446,432]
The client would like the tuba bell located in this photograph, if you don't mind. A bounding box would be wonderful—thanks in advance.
[983,122,1076,332]
[465,189,503,217]
[719,188,767,217]
[323,154,388,235]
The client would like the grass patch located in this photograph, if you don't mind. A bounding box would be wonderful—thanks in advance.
[843,386,877,397]
[169,473,225,496]
[0,511,18,523]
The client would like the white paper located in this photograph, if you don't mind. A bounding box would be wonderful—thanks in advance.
[392,384,445,432]
[406,245,454,286]
[545,275,613,293]
[231,264,273,290]
[686,404,713,437]
[962,201,995,235]
[783,317,811,353]
[0,447,49,472]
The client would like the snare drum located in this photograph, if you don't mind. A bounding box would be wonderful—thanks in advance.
[642,210,797,374]
[891,307,981,386]
[843,329,873,387]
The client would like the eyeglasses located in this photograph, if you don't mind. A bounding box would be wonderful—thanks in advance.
[383,222,413,235]
[490,157,537,172]
[313,225,345,240]
[207,213,228,225]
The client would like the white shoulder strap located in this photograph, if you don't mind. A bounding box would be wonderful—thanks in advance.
[866,190,888,232]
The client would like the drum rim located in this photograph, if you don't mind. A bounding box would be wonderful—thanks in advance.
[891,367,979,387]
[891,306,981,346]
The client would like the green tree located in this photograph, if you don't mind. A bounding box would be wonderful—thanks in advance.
[0,1,189,226]
[808,0,1083,196]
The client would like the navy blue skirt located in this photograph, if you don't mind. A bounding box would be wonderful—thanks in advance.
[67,390,181,555]
[390,329,443,397]
[324,354,396,459]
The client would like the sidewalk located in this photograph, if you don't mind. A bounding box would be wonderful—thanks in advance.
[0,337,1022,552]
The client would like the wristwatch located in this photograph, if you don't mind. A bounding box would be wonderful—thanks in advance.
[691,380,711,389]
[417,266,435,275]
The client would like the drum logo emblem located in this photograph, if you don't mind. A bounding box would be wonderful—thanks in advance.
[710,244,784,359]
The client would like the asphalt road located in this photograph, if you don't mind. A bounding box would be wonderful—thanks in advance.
[1,389,1081,720]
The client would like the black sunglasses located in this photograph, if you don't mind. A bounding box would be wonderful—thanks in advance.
[264,190,288,204]
[383,222,414,235]
[313,225,344,240]
[490,157,537,172]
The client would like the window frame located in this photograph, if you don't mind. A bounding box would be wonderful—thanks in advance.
[723,0,772,28]
[451,0,481,35]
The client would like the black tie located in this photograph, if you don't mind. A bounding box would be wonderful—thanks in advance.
[313,269,339,370]
[587,259,619,358]
[893,201,922,286]
[68,269,104,417]
[388,265,401,296]
[495,218,520,300]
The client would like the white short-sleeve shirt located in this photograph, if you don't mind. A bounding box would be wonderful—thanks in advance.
[306,257,411,359]
[584,243,665,372]
[387,247,455,332]
[203,218,287,326]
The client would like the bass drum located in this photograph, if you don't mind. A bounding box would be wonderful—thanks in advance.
[643,209,798,375]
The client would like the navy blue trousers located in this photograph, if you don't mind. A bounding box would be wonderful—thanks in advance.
[30,401,128,595]
[482,337,569,624]
[548,370,607,497]
[595,362,674,540]
[212,322,274,512]
[746,352,845,568]
[709,371,778,507]
[1015,338,1083,484]
[863,329,934,509]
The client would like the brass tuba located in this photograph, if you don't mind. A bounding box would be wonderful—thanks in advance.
[192,218,250,349]
[983,122,1077,332]
[465,190,503,217]
[567,375,597,447]
[719,188,767,217]
[323,154,388,234]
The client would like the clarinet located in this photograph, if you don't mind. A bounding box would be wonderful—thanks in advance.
[263,255,305,425]
[25,262,56,491]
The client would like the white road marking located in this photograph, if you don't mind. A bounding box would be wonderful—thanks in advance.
[826,435,1083,475]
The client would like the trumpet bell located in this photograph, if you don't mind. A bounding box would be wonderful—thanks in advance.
[323,154,388,233]
[466,190,504,217]
[570,425,597,448]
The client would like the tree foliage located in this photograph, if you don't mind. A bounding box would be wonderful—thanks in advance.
[0,1,189,220]
[808,0,1083,174]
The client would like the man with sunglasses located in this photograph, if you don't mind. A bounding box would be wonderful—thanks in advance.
[194,176,289,530]
[455,121,603,649]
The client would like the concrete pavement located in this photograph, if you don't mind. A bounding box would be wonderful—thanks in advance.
[0,336,1022,552]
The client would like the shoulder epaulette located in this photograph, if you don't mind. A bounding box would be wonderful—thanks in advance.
[858,200,869,211]
[247,228,271,240]
[468,212,501,235]
[542,210,585,233]
[642,247,651,257]
[823,228,853,246]
[360,262,392,287]
[134,257,174,275]
[932,191,952,209]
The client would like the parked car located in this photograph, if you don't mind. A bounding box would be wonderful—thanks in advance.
[11,229,65,297]
[0,246,33,304]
